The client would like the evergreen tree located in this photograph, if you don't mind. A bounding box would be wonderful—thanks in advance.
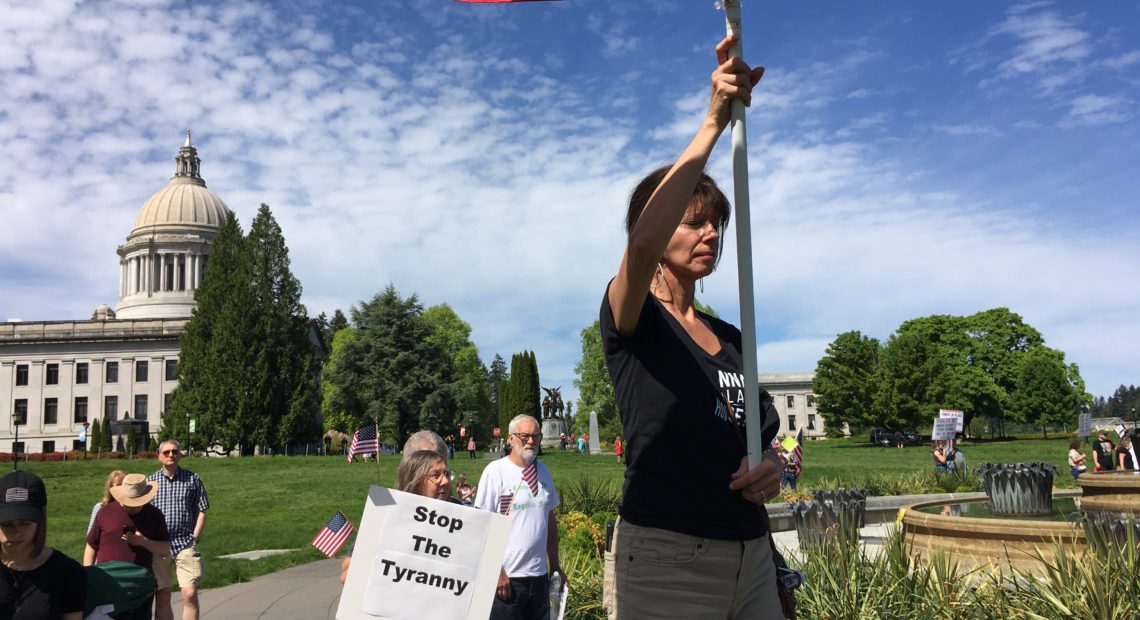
[246,203,319,451]
[166,211,256,454]
[324,284,442,447]
[126,424,137,457]
[527,351,542,419]
[497,376,512,434]
[89,418,102,455]
[488,354,508,423]
[330,309,349,334]
[101,416,112,452]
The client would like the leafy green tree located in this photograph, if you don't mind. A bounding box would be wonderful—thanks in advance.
[321,327,359,434]
[812,331,880,436]
[454,345,494,443]
[573,320,619,437]
[693,298,719,318]
[421,304,494,442]
[1008,348,1085,437]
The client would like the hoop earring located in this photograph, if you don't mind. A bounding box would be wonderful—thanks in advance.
[651,263,664,290]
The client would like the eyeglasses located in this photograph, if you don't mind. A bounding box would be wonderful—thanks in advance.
[161,449,181,456]
[424,469,454,483]
[512,432,542,443]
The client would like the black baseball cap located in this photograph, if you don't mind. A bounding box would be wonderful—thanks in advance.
[0,471,47,524]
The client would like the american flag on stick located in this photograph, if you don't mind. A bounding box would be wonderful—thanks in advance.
[311,511,354,558]
[347,424,379,463]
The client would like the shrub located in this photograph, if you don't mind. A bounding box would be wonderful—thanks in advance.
[561,546,604,620]
[558,475,621,517]
[559,511,605,558]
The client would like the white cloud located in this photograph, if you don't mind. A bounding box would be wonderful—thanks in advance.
[0,0,1136,407]
[1060,93,1132,126]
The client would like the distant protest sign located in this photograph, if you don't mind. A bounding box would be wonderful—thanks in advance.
[337,486,511,620]
[938,409,964,432]
[1078,414,1092,438]
[932,418,958,441]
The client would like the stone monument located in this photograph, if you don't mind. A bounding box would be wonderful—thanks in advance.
[588,411,602,455]
[540,386,568,450]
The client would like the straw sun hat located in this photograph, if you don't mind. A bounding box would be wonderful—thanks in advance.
[110,474,158,507]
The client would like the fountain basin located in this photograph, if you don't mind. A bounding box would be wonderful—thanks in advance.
[1080,493,1140,515]
[1077,470,1140,497]
[900,497,1084,575]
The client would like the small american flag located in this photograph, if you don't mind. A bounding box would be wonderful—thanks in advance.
[794,430,803,470]
[498,492,514,515]
[347,424,379,463]
[521,462,539,496]
[311,511,354,558]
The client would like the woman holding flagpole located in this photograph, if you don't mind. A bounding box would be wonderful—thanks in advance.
[600,34,783,619]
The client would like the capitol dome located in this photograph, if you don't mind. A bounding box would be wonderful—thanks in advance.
[127,132,230,240]
[115,132,230,320]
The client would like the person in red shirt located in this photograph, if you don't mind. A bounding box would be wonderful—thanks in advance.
[84,473,171,620]
[614,436,624,464]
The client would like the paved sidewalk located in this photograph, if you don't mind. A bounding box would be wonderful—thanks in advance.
[171,558,343,620]
[170,522,897,618]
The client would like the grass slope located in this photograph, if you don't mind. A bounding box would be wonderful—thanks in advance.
[30,435,1082,588]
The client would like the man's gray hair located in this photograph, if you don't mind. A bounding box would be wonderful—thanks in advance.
[403,430,448,462]
[508,414,539,434]
[159,438,181,451]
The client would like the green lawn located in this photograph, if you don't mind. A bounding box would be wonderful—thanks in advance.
[29,435,1083,588]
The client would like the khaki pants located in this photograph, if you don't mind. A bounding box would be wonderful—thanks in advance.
[604,517,782,620]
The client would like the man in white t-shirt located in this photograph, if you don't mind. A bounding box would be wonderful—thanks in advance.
[475,414,566,619]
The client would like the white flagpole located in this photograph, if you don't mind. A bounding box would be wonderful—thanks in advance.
[720,0,764,469]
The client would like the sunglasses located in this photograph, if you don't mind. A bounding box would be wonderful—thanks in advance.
[161,449,181,456]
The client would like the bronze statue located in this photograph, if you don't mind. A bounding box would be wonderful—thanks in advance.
[542,386,565,419]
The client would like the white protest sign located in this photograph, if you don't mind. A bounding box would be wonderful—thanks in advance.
[1116,425,1127,440]
[931,418,958,441]
[1078,414,1092,438]
[938,409,964,432]
[337,486,511,620]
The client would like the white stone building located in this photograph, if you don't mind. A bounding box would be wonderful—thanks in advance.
[0,134,229,453]
[760,372,834,440]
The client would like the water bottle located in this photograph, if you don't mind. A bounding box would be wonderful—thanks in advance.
[548,570,562,617]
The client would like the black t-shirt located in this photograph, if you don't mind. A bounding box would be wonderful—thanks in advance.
[601,288,779,540]
[1093,439,1115,469]
[0,549,86,620]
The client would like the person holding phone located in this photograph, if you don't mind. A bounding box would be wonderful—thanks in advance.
[84,473,171,620]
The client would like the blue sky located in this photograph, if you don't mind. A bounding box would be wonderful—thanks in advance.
[1,0,1137,411]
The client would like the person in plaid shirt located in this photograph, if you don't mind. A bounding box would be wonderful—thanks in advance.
[148,439,209,620]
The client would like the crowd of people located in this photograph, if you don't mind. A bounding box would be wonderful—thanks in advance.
[0,438,208,620]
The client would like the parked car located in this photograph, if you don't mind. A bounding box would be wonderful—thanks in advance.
[869,428,923,446]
